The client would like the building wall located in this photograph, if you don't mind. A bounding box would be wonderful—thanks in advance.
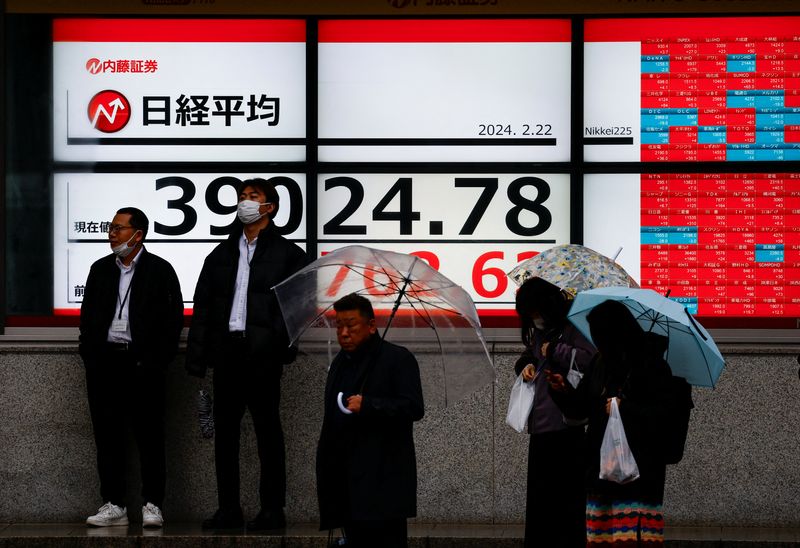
[0,345,798,526]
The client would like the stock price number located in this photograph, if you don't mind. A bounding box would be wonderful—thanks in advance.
[320,175,557,238]
[152,175,304,237]
[318,245,544,302]
[413,248,546,300]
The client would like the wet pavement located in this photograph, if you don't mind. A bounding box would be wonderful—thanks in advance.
[0,523,798,547]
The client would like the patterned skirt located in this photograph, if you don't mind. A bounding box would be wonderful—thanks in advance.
[586,492,665,546]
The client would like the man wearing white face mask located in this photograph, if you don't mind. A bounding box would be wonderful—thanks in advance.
[186,178,308,531]
[79,207,183,529]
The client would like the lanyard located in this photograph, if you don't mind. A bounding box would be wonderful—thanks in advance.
[117,276,133,320]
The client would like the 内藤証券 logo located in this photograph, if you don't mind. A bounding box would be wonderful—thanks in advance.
[87,90,131,133]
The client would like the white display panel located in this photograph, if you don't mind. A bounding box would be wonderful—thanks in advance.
[583,41,641,162]
[317,173,571,310]
[318,20,571,162]
[53,172,307,314]
[583,174,642,279]
[53,19,306,162]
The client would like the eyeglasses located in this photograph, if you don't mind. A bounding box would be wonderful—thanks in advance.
[108,224,134,233]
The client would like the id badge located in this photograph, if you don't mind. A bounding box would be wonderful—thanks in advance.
[111,319,128,332]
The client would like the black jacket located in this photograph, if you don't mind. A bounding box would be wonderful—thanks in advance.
[550,333,673,503]
[185,222,308,377]
[79,248,184,369]
[317,335,425,530]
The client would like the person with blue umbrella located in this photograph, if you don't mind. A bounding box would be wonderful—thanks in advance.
[546,299,674,546]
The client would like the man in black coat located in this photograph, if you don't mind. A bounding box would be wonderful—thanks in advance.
[79,207,183,528]
[185,178,308,531]
[317,293,425,548]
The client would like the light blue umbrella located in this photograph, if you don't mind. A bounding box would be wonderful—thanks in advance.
[567,287,725,388]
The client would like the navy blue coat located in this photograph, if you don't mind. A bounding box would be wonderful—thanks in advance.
[317,335,424,530]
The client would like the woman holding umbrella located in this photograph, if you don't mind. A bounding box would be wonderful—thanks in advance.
[513,277,595,548]
[547,299,673,546]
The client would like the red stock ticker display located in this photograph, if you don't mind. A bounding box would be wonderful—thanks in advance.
[585,17,800,162]
[642,18,800,162]
[639,173,800,320]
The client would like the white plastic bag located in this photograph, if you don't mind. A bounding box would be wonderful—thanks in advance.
[566,348,583,389]
[599,398,640,484]
[506,372,536,433]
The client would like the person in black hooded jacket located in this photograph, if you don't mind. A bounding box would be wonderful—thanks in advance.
[185,178,308,531]
[547,299,673,546]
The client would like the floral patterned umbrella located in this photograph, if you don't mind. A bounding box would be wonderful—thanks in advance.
[507,244,639,296]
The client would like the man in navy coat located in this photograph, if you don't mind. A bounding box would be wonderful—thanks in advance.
[317,293,425,548]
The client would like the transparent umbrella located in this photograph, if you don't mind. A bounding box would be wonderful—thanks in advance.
[272,245,494,407]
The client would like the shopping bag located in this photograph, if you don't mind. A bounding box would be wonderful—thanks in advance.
[599,398,639,484]
[505,372,536,433]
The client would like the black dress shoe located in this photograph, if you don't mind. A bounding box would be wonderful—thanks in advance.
[201,508,244,529]
[246,508,286,531]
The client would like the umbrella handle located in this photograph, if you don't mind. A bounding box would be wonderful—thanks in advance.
[336,392,354,415]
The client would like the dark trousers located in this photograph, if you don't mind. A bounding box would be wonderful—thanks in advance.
[212,337,285,512]
[344,519,408,548]
[84,350,166,508]
[524,427,586,548]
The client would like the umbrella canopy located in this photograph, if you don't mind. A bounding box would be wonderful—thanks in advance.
[508,244,639,296]
[567,287,725,388]
[272,245,494,407]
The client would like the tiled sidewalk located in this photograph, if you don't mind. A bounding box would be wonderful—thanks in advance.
[1,523,799,547]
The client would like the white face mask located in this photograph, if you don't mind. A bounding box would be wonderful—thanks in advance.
[111,231,140,259]
[237,200,268,224]
[533,318,547,331]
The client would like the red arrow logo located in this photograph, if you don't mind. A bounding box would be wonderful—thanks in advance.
[87,90,131,133]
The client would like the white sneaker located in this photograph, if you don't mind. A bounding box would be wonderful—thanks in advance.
[86,502,129,527]
[142,503,164,528]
